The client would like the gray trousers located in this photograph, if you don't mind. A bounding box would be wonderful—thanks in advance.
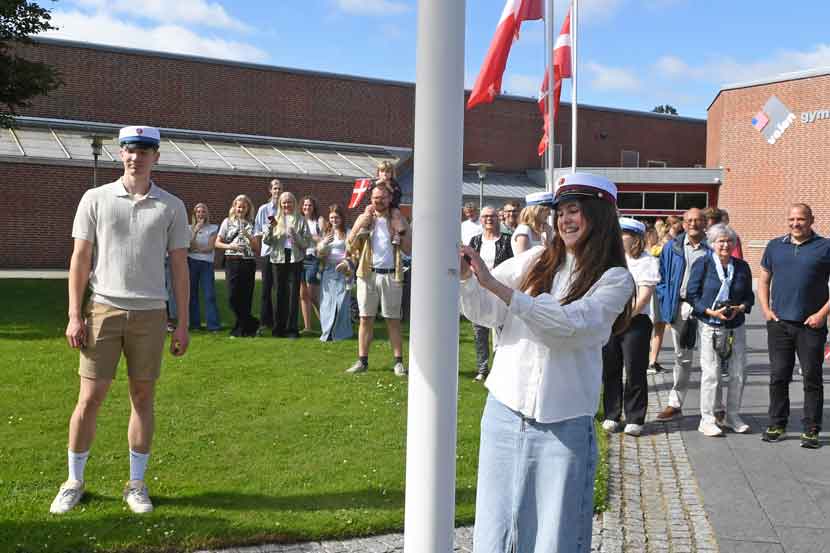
[473,324,490,374]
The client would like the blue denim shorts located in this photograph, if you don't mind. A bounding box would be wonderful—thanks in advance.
[473,394,597,553]
[302,255,321,285]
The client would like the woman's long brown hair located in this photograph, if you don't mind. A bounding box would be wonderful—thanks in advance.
[519,198,633,335]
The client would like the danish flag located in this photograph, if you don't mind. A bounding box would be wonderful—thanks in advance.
[348,178,372,209]
[537,6,572,156]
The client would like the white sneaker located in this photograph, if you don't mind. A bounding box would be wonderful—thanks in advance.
[345,360,367,374]
[49,480,84,514]
[393,362,407,377]
[601,419,618,433]
[724,416,750,434]
[123,480,154,514]
[624,423,643,437]
[698,421,724,437]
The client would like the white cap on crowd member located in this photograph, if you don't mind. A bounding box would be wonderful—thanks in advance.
[619,217,646,235]
[525,191,555,206]
[118,125,161,147]
[553,172,617,206]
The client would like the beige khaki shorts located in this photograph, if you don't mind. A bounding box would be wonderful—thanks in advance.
[79,302,167,381]
[356,272,403,320]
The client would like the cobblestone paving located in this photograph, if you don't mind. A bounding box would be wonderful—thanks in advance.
[198,372,718,553]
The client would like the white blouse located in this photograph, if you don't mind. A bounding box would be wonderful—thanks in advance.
[626,252,660,317]
[460,246,634,423]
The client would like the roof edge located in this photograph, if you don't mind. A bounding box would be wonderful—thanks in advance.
[708,66,830,111]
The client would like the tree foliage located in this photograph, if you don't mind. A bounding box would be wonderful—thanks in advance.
[652,104,678,115]
[0,1,62,128]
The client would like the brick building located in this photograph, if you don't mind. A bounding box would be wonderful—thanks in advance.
[708,68,830,269]
[1,38,709,268]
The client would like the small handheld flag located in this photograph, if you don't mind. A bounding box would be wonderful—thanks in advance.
[348,178,373,209]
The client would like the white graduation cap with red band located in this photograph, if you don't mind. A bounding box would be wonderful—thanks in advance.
[525,172,617,207]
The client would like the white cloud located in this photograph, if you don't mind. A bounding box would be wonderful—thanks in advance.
[586,61,641,91]
[579,0,625,21]
[71,0,251,32]
[47,10,269,63]
[505,73,540,98]
[334,0,410,16]
[654,44,830,86]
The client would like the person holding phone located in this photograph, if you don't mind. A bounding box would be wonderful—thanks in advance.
[459,173,634,553]
[317,204,353,342]
[686,223,754,436]
[187,203,220,331]
[216,194,260,338]
[52,126,191,515]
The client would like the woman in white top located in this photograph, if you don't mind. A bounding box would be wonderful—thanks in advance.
[317,204,354,342]
[460,173,634,553]
[511,204,551,255]
[300,196,326,334]
[187,203,221,331]
[601,218,660,437]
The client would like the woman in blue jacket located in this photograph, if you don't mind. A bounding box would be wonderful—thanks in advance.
[686,223,754,436]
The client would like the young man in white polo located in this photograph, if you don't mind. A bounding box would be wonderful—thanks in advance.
[50,125,191,514]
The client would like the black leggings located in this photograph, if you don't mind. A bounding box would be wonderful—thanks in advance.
[225,257,258,336]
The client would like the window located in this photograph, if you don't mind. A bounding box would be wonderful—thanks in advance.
[617,192,644,210]
[647,160,667,168]
[644,192,675,210]
[621,150,639,168]
[676,193,708,211]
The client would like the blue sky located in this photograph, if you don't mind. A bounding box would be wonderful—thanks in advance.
[45,0,830,119]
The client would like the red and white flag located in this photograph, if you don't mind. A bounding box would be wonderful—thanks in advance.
[348,178,372,209]
[467,0,543,110]
[537,7,572,156]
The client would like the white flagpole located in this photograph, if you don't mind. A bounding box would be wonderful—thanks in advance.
[545,0,555,192]
[404,0,465,552]
[571,0,578,173]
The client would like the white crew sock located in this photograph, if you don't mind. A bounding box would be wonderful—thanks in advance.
[68,449,90,482]
[129,449,151,482]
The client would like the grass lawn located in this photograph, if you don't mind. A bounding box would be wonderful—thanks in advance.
[0,278,607,553]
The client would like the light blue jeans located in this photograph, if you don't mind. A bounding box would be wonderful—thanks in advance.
[474,394,596,553]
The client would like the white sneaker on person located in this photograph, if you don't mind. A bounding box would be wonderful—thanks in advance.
[393,362,407,377]
[623,423,643,437]
[345,360,367,374]
[601,419,618,433]
[49,480,84,514]
[698,421,724,437]
[724,415,750,434]
[123,480,154,514]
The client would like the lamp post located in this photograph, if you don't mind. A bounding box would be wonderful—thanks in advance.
[89,135,104,187]
[469,162,493,210]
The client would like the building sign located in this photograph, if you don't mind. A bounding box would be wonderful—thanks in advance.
[752,96,795,145]
[801,109,830,123]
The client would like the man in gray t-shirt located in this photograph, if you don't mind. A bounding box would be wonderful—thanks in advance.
[50,126,190,516]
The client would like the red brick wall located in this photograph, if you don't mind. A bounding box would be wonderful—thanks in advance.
[14,40,706,172]
[0,163,358,268]
[707,74,830,271]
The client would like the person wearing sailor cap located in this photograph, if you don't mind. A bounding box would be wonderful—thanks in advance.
[601,217,660,437]
[52,125,190,516]
[459,172,635,553]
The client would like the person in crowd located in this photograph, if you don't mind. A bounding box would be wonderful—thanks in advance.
[253,178,283,334]
[654,208,710,421]
[461,201,483,246]
[501,201,519,235]
[758,204,830,448]
[647,219,678,374]
[602,218,659,437]
[511,205,551,255]
[666,215,683,240]
[467,205,514,382]
[216,194,260,338]
[373,161,406,234]
[299,195,326,334]
[720,209,744,259]
[686,223,754,436]
[459,173,634,553]
[51,125,190,515]
[187,203,220,331]
[317,204,354,342]
[345,186,412,376]
[263,192,311,339]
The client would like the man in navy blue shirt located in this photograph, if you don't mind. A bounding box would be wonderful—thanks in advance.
[759,204,830,448]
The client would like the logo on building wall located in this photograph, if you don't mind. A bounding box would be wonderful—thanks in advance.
[752,96,795,145]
